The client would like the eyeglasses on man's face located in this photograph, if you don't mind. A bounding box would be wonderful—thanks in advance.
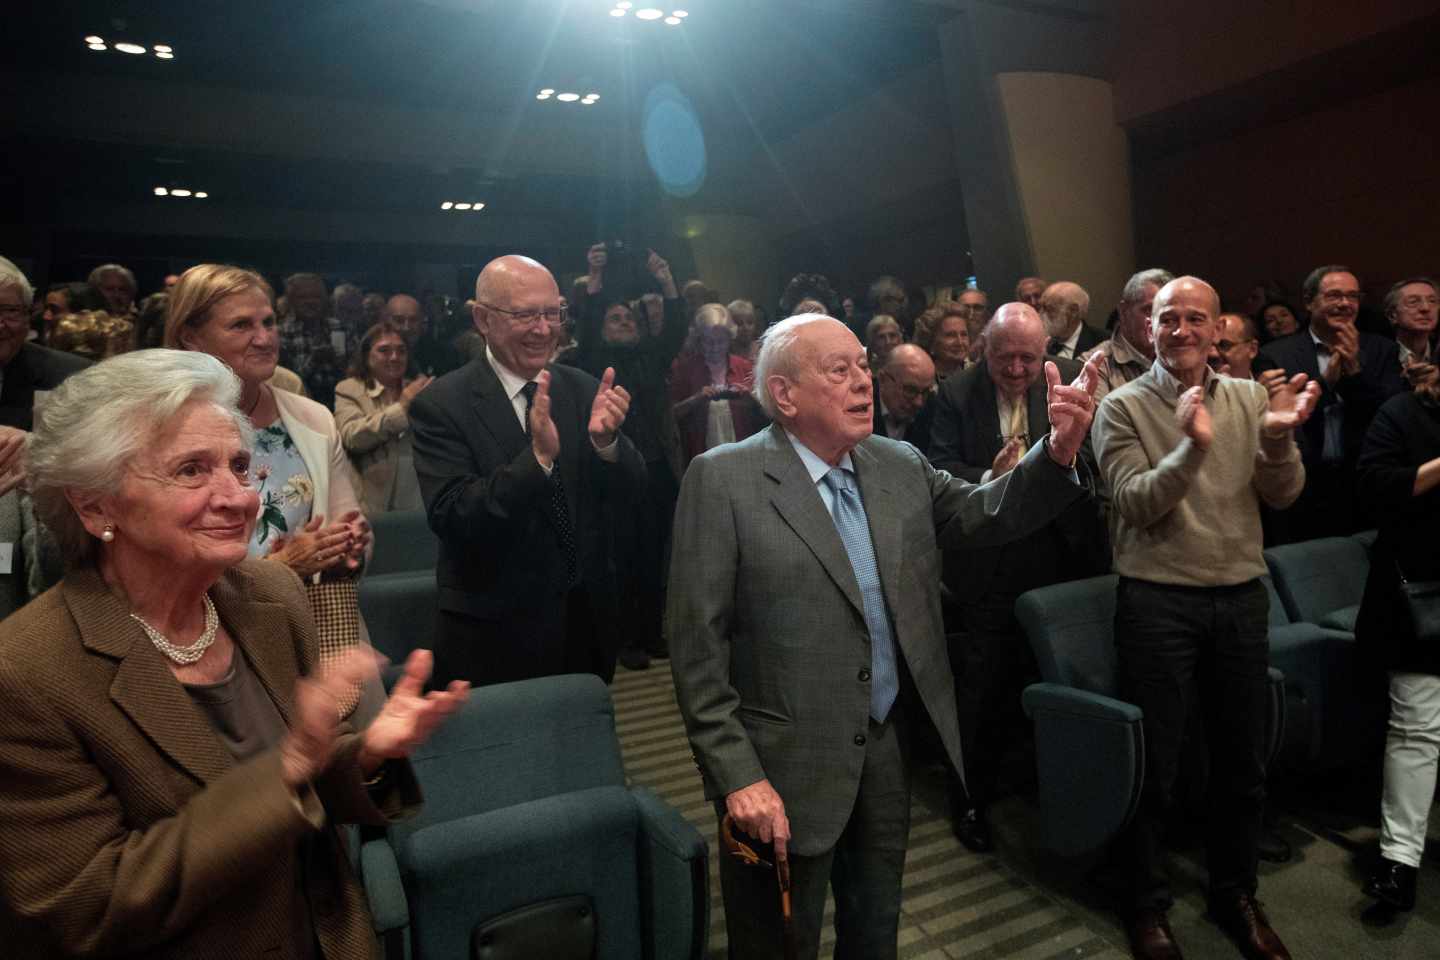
[0,304,30,327]
[479,302,565,328]
[1319,290,1362,304]
[1215,338,1255,352]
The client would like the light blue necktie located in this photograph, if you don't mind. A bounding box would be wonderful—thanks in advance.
[823,467,899,722]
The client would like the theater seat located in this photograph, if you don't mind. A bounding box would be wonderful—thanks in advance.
[1263,536,1368,631]
[358,674,709,960]
[367,509,439,578]
[1016,576,1285,858]
[359,570,436,688]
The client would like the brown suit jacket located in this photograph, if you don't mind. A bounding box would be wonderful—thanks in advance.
[0,558,421,959]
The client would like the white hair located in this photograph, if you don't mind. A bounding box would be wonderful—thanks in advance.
[27,349,254,568]
[87,263,136,292]
[751,312,841,420]
[0,257,34,308]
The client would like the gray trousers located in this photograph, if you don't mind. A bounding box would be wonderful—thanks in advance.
[717,710,912,960]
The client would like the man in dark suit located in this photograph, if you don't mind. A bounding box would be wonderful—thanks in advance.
[872,343,936,455]
[1041,281,1108,359]
[928,305,1109,852]
[410,255,646,687]
[0,265,90,432]
[1263,265,1404,541]
[668,310,1101,958]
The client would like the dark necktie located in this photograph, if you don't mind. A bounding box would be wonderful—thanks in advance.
[521,381,579,587]
[1046,338,1062,357]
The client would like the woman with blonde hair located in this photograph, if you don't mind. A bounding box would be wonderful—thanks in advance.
[333,321,432,514]
[669,303,762,467]
[166,264,380,719]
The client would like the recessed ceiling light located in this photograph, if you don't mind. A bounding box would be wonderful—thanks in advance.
[87,43,107,51]
[85,35,104,44]
[664,16,680,24]
[441,201,454,210]
[155,51,174,60]
[672,9,688,16]
[609,7,626,15]
[454,202,473,210]
[557,92,580,102]
[170,188,192,197]
[635,8,664,20]
[114,42,147,55]
[472,203,485,211]
[154,187,168,196]
[536,92,551,100]
[153,44,172,53]
[194,191,208,198]
[539,88,555,95]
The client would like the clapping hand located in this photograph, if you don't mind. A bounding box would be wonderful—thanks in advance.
[400,375,433,409]
[1045,353,1102,467]
[269,514,354,578]
[589,367,632,449]
[0,426,26,498]
[529,370,562,468]
[359,649,469,772]
[1403,356,1438,391]
[990,436,1024,479]
[1323,324,1361,384]
[1261,372,1321,438]
[1176,385,1213,449]
[335,509,371,572]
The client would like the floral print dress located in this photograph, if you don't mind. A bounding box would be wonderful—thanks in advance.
[246,420,316,559]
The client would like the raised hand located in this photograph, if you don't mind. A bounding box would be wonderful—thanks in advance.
[529,370,561,468]
[586,243,607,294]
[280,649,373,788]
[1402,357,1438,391]
[646,249,678,298]
[588,367,632,448]
[1257,367,1290,398]
[400,374,433,409]
[269,514,355,578]
[990,436,1024,479]
[0,426,27,497]
[1176,385,1213,449]
[726,778,791,863]
[1261,372,1321,438]
[1324,324,1361,384]
[360,649,469,770]
[1045,353,1102,467]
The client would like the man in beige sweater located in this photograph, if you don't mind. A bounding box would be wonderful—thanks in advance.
[1093,276,1319,960]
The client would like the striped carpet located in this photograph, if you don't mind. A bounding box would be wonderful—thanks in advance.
[611,664,1129,960]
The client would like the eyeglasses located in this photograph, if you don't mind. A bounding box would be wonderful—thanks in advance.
[0,305,30,326]
[1215,338,1255,351]
[1320,290,1362,304]
[1400,295,1440,309]
[880,371,932,401]
[478,302,565,328]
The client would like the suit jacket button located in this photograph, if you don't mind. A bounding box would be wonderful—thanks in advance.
[858,668,871,682]
[854,734,866,746]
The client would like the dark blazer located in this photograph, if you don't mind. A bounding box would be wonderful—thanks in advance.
[871,381,936,456]
[0,559,420,959]
[928,358,1109,599]
[0,343,90,430]
[1263,329,1404,467]
[1355,391,1440,675]
[409,355,646,623]
[1047,323,1108,359]
[667,426,1086,855]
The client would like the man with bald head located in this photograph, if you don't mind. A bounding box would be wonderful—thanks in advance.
[669,312,1101,958]
[1094,276,1319,960]
[929,303,1109,851]
[385,292,452,377]
[410,255,646,686]
[873,343,936,452]
[1040,281,1108,359]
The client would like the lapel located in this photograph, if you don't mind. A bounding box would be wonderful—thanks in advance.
[1026,375,1051,439]
[69,565,296,787]
[469,356,529,460]
[970,367,1003,463]
[851,440,905,614]
[762,427,864,618]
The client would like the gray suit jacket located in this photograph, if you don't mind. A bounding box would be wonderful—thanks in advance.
[667,425,1085,855]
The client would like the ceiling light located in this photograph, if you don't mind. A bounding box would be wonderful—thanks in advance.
[85,35,104,44]
[609,7,626,15]
[194,192,208,199]
[170,188,193,197]
[472,202,485,211]
[155,51,174,60]
[539,88,555,95]
[154,187,168,196]
[664,16,680,24]
[153,44,172,53]
[557,92,580,102]
[441,201,454,210]
[672,9,688,16]
[454,202,473,210]
[635,8,664,20]
[114,42,147,55]
[536,92,551,100]
[88,43,107,51]
[581,98,598,106]
[586,92,600,100]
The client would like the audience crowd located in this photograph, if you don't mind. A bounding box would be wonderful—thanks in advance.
[0,242,1437,960]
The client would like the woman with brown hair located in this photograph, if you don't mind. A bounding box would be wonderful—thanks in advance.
[333,321,432,514]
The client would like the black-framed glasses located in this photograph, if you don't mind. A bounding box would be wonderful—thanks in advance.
[880,370,932,401]
[477,302,564,328]
[1215,338,1255,351]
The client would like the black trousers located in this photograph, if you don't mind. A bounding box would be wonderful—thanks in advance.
[1114,577,1270,912]
[949,593,1037,807]
[717,710,912,960]
[617,460,678,654]
[434,588,616,687]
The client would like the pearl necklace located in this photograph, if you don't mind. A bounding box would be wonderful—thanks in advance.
[131,594,219,665]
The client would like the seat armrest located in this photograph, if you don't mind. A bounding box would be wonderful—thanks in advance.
[1022,682,1142,724]
[632,786,709,960]
[360,837,410,960]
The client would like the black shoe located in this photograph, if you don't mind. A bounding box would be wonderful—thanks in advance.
[951,805,994,854]
[1256,829,1292,864]
[1364,858,1417,911]
[618,646,651,671]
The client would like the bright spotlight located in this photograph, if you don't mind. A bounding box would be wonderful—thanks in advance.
[454,202,473,210]
[672,9,688,16]
[635,8,664,20]
[536,93,551,100]
[153,45,172,53]
[87,43,107,51]
[195,192,208,198]
[664,16,680,24]
[155,51,175,59]
[170,188,193,197]
[472,203,485,211]
[609,7,626,15]
[154,187,168,196]
[441,202,454,210]
[84,35,104,44]
[557,92,580,102]
[114,42,147,55]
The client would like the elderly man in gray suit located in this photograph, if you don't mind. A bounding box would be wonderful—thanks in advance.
[668,309,1101,958]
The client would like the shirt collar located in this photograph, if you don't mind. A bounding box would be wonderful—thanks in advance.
[784,428,855,485]
[1061,324,1084,353]
[1150,358,1217,399]
[1110,331,1148,366]
[365,380,387,399]
[1309,328,1330,354]
[486,344,533,401]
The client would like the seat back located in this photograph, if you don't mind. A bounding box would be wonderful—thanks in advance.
[1264,536,1369,624]
[395,674,627,841]
[1261,575,1290,627]
[368,509,439,577]
[1015,575,1121,698]
[359,571,437,668]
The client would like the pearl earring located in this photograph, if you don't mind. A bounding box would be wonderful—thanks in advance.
[101,524,115,543]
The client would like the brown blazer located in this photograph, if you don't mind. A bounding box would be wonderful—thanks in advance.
[0,558,421,959]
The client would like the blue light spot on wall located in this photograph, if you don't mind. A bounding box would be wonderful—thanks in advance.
[643,83,707,198]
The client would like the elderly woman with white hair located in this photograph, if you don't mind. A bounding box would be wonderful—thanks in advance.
[669,302,764,468]
[0,349,467,959]
[88,262,138,317]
